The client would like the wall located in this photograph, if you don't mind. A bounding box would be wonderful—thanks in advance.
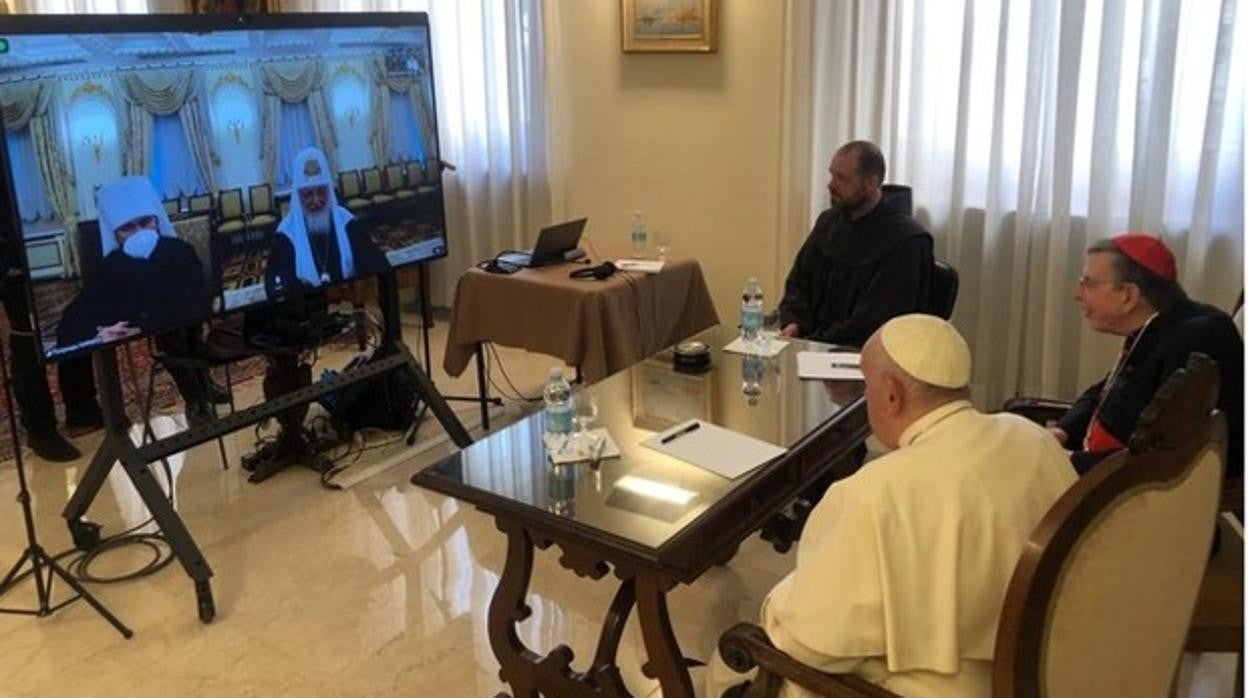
[550,1,788,319]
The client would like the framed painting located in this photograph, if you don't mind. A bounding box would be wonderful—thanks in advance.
[621,0,718,54]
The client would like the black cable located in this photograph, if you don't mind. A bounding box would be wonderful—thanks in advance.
[485,342,542,403]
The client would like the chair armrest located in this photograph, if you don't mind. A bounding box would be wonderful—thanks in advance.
[1000,396,1074,427]
[718,623,901,698]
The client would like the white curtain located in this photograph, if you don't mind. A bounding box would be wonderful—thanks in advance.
[11,0,166,11]
[4,127,55,221]
[281,0,552,306]
[786,0,1245,409]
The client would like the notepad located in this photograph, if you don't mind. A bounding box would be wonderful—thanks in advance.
[796,351,864,380]
[544,428,622,465]
[722,336,790,357]
[614,259,666,274]
[641,419,787,479]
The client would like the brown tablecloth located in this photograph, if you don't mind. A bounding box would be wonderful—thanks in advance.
[443,253,719,384]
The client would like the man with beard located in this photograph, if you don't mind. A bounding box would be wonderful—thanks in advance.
[242,147,389,482]
[264,147,389,298]
[777,141,934,347]
[56,176,216,424]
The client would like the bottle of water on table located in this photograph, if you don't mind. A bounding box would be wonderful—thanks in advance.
[630,210,648,259]
[543,367,573,436]
[740,277,764,351]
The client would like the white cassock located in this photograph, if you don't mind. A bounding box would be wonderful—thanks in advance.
[710,400,1076,698]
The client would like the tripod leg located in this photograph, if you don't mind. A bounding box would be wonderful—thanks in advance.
[0,548,34,593]
[402,347,472,448]
[376,270,472,448]
[42,554,133,638]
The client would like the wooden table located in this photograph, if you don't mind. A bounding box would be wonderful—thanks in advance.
[413,325,870,697]
[442,248,719,387]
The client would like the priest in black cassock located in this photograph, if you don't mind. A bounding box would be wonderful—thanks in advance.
[1054,233,1243,477]
[778,140,933,347]
[56,176,216,423]
[264,146,389,299]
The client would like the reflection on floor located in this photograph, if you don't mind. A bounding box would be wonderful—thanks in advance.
[0,307,793,697]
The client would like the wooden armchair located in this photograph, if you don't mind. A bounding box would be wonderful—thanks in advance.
[719,354,1227,697]
[1000,396,1242,516]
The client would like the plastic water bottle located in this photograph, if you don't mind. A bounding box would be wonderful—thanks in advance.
[630,210,648,259]
[543,367,573,436]
[740,277,764,350]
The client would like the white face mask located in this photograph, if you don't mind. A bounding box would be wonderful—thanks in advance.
[121,228,159,259]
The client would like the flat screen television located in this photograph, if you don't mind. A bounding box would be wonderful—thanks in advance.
[0,12,447,362]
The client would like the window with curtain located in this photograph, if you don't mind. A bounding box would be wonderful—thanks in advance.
[328,70,372,172]
[279,0,551,306]
[149,112,205,200]
[276,99,318,189]
[4,126,54,222]
[67,93,122,221]
[386,88,425,165]
[800,0,1244,406]
[210,79,262,193]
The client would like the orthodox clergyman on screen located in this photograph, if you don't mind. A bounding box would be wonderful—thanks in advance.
[57,176,211,349]
[265,147,389,297]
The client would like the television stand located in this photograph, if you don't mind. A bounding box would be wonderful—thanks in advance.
[241,427,335,483]
[61,271,471,623]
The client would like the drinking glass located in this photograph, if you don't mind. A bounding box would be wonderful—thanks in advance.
[572,386,600,454]
[653,228,671,261]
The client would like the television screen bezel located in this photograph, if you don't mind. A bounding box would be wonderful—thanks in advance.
[0,11,447,364]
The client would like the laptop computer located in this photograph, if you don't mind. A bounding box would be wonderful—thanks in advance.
[496,218,588,268]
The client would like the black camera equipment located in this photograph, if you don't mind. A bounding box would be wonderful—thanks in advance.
[0,274,132,638]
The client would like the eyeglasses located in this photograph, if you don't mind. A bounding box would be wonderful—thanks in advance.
[115,215,158,236]
[1076,275,1118,290]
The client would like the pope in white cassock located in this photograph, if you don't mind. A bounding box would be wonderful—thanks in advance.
[264,146,390,297]
[710,314,1076,698]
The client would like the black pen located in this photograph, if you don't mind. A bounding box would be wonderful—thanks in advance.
[661,421,701,444]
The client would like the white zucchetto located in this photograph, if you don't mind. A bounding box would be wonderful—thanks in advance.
[879,313,971,389]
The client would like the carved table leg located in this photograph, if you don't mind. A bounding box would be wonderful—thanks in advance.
[636,572,695,698]
[488,520,541,697]
[487,518,636,697]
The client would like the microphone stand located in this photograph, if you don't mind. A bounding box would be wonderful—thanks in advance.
[0,313,132,637]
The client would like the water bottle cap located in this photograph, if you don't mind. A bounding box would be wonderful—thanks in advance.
[549,367,563,379]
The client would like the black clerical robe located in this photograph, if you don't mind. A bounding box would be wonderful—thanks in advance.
[1057,298,1244,477]
[778,186,934,347]
[263,220,391,299]
[57,237,210,347]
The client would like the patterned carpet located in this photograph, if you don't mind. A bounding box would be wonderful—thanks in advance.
[0,335,272,462]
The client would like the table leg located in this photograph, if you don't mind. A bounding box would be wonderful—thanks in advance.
[636,572,695,698]
[486,519,643,697]
[489,522,540,697]
[476,343,491,430]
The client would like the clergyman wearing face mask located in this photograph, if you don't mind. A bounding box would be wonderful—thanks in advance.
[55,177,212,351]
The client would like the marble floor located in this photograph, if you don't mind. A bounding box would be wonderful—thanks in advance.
[0,306,1236,697]
[0,306,792,697]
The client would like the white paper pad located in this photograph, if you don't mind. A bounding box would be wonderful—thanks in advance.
[641,419,787,479]
[722,336,790,357]
[544,428,622,465]
[797,351,865,380]
[614,259,666,274]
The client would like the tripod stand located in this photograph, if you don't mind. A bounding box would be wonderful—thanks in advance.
[0,330,132,638]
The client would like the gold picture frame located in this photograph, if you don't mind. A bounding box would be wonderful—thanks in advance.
[621,0,718,54]
[631,358,716,431]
